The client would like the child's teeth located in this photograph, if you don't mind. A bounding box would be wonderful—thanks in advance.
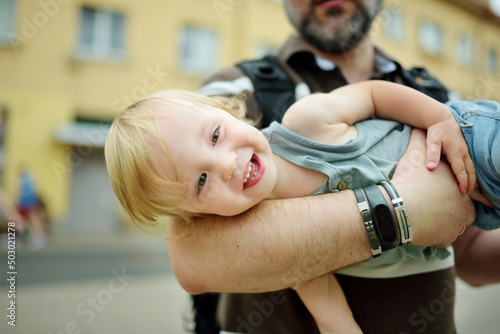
[244,162,254,184]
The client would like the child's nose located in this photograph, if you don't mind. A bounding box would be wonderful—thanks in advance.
[220,154,237,182]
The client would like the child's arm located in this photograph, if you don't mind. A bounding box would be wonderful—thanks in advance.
[285,80,476,193]
[293,274,362,334]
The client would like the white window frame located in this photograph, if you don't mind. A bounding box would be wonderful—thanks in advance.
[179,26,219,76]
[456,34,475,68]
[486,46,498,74]
[418,20,444,55]
[384,7,405,42]
[74,6,125,62]
[0,0,16,46]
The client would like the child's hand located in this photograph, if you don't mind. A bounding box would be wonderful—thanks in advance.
[425,120,476,194]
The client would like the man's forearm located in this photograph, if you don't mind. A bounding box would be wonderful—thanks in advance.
[167,192,371,294]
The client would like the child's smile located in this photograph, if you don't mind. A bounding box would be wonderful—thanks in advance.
[242,154,265,190]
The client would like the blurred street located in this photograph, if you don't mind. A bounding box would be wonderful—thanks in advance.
[0,230,499,334]
[0,230,191,334]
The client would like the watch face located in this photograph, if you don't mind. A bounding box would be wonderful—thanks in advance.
[374,205,398,250]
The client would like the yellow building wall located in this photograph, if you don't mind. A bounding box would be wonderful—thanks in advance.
[375,0,500,101]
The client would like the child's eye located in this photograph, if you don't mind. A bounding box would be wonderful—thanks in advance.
[197,173,207,192]
[211,128,219,146]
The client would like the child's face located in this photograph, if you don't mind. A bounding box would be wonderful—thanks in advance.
[156,104,278,216]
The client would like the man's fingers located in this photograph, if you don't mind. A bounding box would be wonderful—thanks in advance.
[464,156,477,194]
[408,128,427,149]
[470,188,494,208]
[448,156,468,193]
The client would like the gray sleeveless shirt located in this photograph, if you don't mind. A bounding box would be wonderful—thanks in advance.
[261,119,450,265]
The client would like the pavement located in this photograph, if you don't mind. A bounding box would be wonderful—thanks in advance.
[0,229,500,334]
[0,229,191,334]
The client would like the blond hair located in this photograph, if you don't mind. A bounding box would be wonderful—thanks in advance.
[105,90,248,234]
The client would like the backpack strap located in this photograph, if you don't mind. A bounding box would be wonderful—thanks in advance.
[400,67,450,103]
[236,55,296,128]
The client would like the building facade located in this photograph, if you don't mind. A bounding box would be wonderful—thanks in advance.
[376,0,500,101]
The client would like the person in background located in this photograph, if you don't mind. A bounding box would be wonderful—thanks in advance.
[17,168,48,250]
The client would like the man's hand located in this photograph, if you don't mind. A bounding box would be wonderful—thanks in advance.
[454,227,500,287]
[392,129,476,247]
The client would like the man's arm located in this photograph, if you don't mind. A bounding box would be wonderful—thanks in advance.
[167,129,475,294]
[454,226,500,287]
[168,190,370,294]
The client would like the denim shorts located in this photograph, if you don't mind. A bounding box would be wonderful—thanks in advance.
[446,100,500,230]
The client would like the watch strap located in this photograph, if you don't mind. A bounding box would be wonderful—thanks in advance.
[379,181,412,245]
[354,187,382,257]
[363,184,398,251]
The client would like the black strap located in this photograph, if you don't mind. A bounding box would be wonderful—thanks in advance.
[236,55,296,128]
[363,185,398,251]
[400,66,449,103]
[192,293,220,334]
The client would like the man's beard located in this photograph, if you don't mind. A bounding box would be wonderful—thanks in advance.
[286,0,383,54]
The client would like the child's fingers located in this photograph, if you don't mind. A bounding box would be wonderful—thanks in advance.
[425,136,442,170]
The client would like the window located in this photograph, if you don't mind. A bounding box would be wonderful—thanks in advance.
[179,26,219,75]
[74,6,125,61]
[418,20,444,55]
[456,34,475,67]
[384,7,404,42]
[0,0,16,46]
[486,47,498,74]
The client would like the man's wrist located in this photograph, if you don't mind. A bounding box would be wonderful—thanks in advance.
[354,187,382,257]
[353,182,412,258]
